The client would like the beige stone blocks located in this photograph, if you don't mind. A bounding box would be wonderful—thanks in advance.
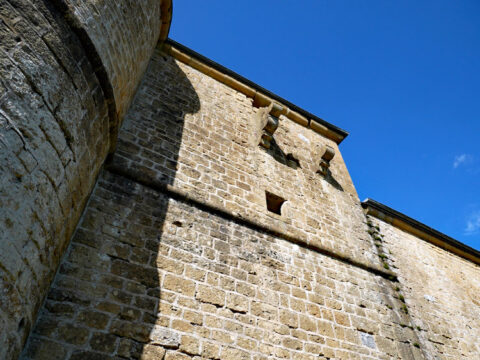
[371,216,480,358]
[23,172,416,359]
[163,275,196,297]
[226,293,249,313]
[19,32,480,360]
[196,285,226,307]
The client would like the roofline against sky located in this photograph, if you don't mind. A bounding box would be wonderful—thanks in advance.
[161,39,479,262]
[362,199,480,266]
[163,39,349,145]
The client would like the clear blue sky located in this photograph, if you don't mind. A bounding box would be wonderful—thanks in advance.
[170,1,480,250]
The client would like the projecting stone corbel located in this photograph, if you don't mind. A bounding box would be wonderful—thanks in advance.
[254,103,284,149]
[317,145,335,175]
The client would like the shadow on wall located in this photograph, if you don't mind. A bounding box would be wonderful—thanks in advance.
[265,138,301,170]
[323,168,344,192]
[21,52,201,359]
[265,137,344,192]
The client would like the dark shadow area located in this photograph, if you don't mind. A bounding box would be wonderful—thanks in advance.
[22,51,200,359]
[265,191,286,215]
[264,138,301,170]
[322,168,344,192]
[264,136,343,191]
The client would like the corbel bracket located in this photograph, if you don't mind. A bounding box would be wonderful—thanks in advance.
[318,145,335,175]
[258,103,284,149]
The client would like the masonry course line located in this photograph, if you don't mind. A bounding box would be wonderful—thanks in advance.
[106,164,397,281]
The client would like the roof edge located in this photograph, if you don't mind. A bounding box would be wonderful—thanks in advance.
[164,39,349,145]
[362,199,480,266]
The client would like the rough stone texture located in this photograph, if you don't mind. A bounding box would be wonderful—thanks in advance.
[370,217,480,359]
[57,0,163,123]
[110,48,382,274]
[0,1,109,357]
[4,6,479,359]
[22,172,421,359]
[0,1,165,358]
[22,47,431,359]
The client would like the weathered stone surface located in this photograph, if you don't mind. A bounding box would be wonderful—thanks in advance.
[110,50,377,273]
[20,169,424,359]
[140,344,166,360]
[0,0,109,357]
[7,9,479,360]
[58,0,164,124]
[370,216,480,358]
[0,1,168,358]
[89,332,118,353]
[149,326,180,347]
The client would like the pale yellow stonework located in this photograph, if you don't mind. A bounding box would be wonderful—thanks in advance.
[0,2,478,360]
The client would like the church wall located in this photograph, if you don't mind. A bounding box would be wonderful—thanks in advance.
[0,1,166,358]
[109,48,386,276]
[0,1,109,357]
[368,216,480,359]
[22,171,427,360]
[3,2,477,357]
[22,46,427,359]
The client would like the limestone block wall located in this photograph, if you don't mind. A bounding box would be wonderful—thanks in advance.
[0,1,169,358]
[0,1,109,357]
[56,0,170,131]
[368,217,480,359]
[109,49,385,276]
[9,2,478,360]
[22,172,423,360]
[23,45,426,359]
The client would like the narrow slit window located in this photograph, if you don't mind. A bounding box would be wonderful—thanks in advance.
[265,191,285,215]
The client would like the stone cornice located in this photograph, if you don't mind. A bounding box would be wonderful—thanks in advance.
[362,199,480,266]
[160,0,173,43]
[163,39,349,145]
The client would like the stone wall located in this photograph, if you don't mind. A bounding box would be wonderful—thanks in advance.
[0,1,167,358]
[22,171,423,360]
[22,46,426,359]
[368,216,480,359]
[55,0,167,135]
[4,4,479,357]
[109,49,385,276]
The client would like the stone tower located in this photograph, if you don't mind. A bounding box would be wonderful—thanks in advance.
[1,2,479,359]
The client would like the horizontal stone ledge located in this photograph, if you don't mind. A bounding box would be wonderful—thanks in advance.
[105,164,397,281]
[161,40,348,145]
[362,199,480,266]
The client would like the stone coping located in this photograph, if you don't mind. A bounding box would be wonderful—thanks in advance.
[362,199,480,266]
[162,39,349,144]
[160,0,173,42]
